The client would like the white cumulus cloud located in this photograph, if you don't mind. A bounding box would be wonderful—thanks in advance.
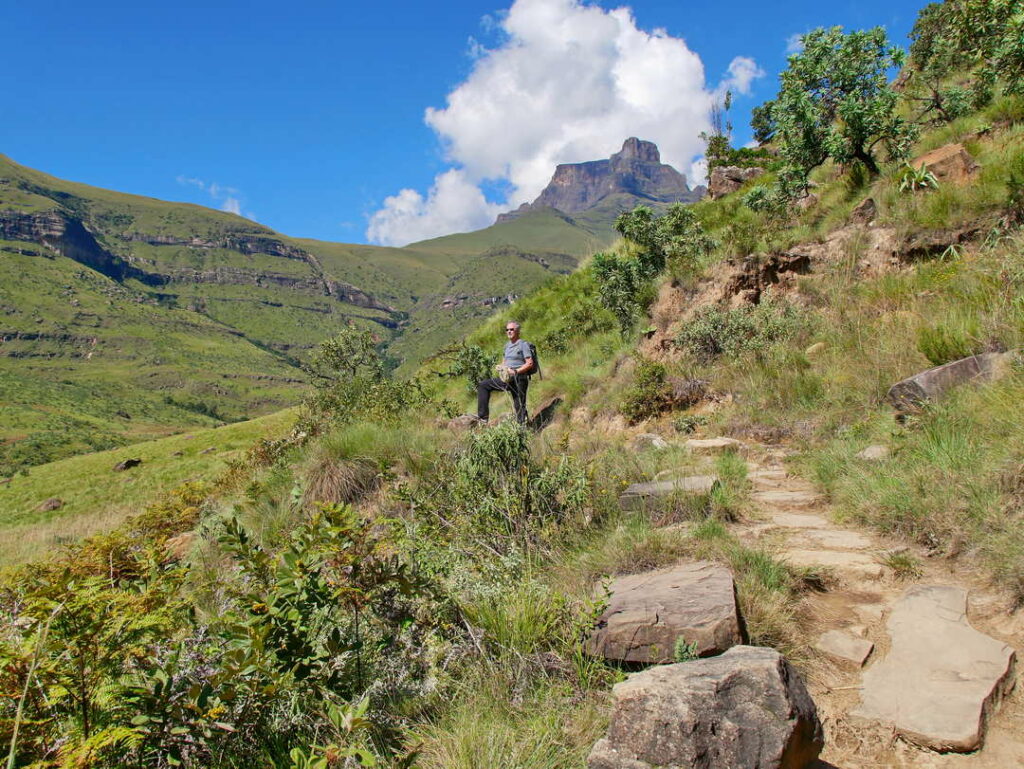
[366,0,763,246]
[176,176,255,220]
[366,169,504,245]
[717,56,764,97]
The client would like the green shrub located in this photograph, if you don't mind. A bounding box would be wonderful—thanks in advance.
[675,300,804,362]
[620,359,670,424]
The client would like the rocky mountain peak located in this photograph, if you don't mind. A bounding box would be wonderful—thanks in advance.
[613,137,661,163]
[497,137,702,223]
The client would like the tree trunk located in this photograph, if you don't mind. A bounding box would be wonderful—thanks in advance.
[854,147,880,176]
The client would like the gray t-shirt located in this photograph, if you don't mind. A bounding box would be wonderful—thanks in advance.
[503,339,534,371]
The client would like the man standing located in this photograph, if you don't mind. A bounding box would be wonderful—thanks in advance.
[477,321,535,424]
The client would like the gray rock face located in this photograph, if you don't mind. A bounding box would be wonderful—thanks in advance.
[619,475,718,510]
[588,561,743,664]
[36,497,63,512]
[588,645,824,769]
[498,138,702,222]
[630,433,670,451]
[852,585,1016,752]
[708,165,766,199]
[887,352,1012,412]
[685,437,744,453]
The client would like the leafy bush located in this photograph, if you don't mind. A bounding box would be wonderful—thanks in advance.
[595,205,716,333]
[436,342,495,392]
[620,358,670,424]
[899,162,940,193]
[675,301,805,362]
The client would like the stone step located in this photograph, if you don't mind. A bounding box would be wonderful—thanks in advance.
[783,549,885,579]
[619,476,718,510]
[685,437,744,453]
[852,585,1016,752]
[804,528,873,550]
[752,489,822,509]
[768,512,831,529]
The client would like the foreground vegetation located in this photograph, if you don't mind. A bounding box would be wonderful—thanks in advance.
[5,1,1024,766]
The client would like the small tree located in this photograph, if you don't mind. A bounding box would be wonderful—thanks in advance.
[907,0,1024,117]
[311,325,383,383]
[753,26,916,176]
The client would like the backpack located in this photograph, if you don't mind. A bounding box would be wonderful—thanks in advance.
[527,341,542,380]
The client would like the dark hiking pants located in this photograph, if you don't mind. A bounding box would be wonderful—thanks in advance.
[477,375,530,424]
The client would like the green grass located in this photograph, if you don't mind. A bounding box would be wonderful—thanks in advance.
[0,408,296,567]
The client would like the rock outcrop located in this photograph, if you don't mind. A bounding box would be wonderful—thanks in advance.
[708,165,766,199]
[588,561,743,664]
[886,351,1013,412]
[618,475,718,510]
[852,585,1016,751]
[588,645,824,769]
[911,142,979,184]
[498,138,702,222]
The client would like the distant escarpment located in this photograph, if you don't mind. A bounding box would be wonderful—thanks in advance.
[498,137,704,223]
[0,209,393,314]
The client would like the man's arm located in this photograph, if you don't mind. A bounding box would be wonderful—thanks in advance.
[515,341,535,375]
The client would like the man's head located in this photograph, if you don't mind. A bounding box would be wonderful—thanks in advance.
[505,320,521,342]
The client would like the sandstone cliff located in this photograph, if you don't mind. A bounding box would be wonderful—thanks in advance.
[498,138,704,223]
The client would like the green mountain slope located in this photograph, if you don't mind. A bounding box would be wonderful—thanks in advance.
[0,155,616,471]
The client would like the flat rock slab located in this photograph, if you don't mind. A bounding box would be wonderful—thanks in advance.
[783,550,884,579]
[853,585,1016,752]
[816,630,874,666]
[619,475,718,510]
[588,645,823,769]
[753,490,822,509]
[588,561,743,664]
[686,437,744,453]
[805,529,873,550]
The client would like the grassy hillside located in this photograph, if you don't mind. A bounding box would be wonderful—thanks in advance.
[0,408,297,567]
[4,7,1024,766]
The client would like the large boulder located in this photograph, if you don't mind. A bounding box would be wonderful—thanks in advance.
[852,585,1016,752]
[708,166,766,200]
[588,645,824,769]
[588,561,743,664]
[911,142,979,184]
[886,352,1013,412]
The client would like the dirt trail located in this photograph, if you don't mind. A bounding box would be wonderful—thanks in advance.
[732,446,1024,769]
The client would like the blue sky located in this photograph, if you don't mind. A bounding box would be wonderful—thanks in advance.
[3,0,925,245]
